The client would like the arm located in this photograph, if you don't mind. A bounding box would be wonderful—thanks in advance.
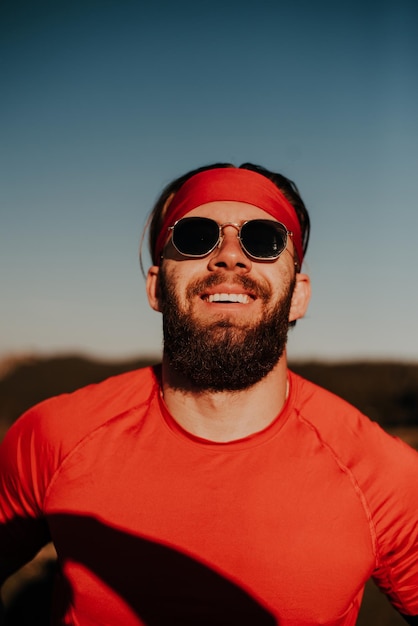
[400,616,418,625]
[1,542,56,625]
[0,410,55,615]
[0,515,52,625]
[369,435,418,620]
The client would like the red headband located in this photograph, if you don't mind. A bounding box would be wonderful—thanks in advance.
[154,168,303,266]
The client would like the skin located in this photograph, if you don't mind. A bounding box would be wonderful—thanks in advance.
[147,201,311,443]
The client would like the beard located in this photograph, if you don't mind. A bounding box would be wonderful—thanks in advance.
[158,268,295,392]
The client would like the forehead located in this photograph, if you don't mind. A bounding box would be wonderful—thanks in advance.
[182,201,278,224]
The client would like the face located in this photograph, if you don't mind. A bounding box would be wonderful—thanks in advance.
[147,201,310,391]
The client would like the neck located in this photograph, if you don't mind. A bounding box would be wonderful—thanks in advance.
[160,354,289,442]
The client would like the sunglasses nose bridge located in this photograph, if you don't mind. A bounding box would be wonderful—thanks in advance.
[219,222,241,232]
[216,222,242,250]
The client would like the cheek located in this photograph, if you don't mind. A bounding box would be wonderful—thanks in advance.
[270,271,296,308]
[160,265,194,313]
[263,265,294,296]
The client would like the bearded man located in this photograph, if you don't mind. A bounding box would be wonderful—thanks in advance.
[1,163,417,626]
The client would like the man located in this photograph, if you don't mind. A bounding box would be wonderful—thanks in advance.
[1,163,417,625]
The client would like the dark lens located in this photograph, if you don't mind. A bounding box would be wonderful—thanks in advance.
[240,220,287,259]
[172,217,220,257]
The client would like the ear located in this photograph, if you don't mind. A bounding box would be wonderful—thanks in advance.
[289,273,311,323]
[146,265,162,313]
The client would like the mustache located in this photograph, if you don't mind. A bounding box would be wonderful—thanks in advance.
[186,273,271,301]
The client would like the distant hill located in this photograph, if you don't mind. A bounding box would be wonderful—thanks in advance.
[0,355,417,440]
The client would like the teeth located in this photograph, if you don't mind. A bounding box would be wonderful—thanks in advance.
[207,293,250,304]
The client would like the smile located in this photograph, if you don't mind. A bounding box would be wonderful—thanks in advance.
[206,293,251,304]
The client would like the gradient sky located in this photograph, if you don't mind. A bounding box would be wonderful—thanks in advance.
[1,0,417,363]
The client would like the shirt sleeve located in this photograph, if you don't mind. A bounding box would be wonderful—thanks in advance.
[0,407,55,580]
[367,433,418,617]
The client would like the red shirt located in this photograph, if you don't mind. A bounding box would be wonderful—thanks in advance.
[1,366,417,625]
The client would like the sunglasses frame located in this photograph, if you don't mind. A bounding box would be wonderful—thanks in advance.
[167,217,293,261]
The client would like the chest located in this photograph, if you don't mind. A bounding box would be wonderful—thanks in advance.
[46,421,374,625]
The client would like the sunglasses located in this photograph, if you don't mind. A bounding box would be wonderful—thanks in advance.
[167,217,292,261]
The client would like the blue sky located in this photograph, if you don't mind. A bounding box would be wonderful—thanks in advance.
[1,0,417,362]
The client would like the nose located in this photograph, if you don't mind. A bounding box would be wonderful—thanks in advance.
[207,223,252,273]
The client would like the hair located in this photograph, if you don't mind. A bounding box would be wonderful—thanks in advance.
[141,162,310,273]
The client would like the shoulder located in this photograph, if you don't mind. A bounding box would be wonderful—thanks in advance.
[288,368,364,422]
[2,365,162,460]
[287,370,418,585]
[288,369,418,472]
[0,366,162,516]
[287,370,418,546]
